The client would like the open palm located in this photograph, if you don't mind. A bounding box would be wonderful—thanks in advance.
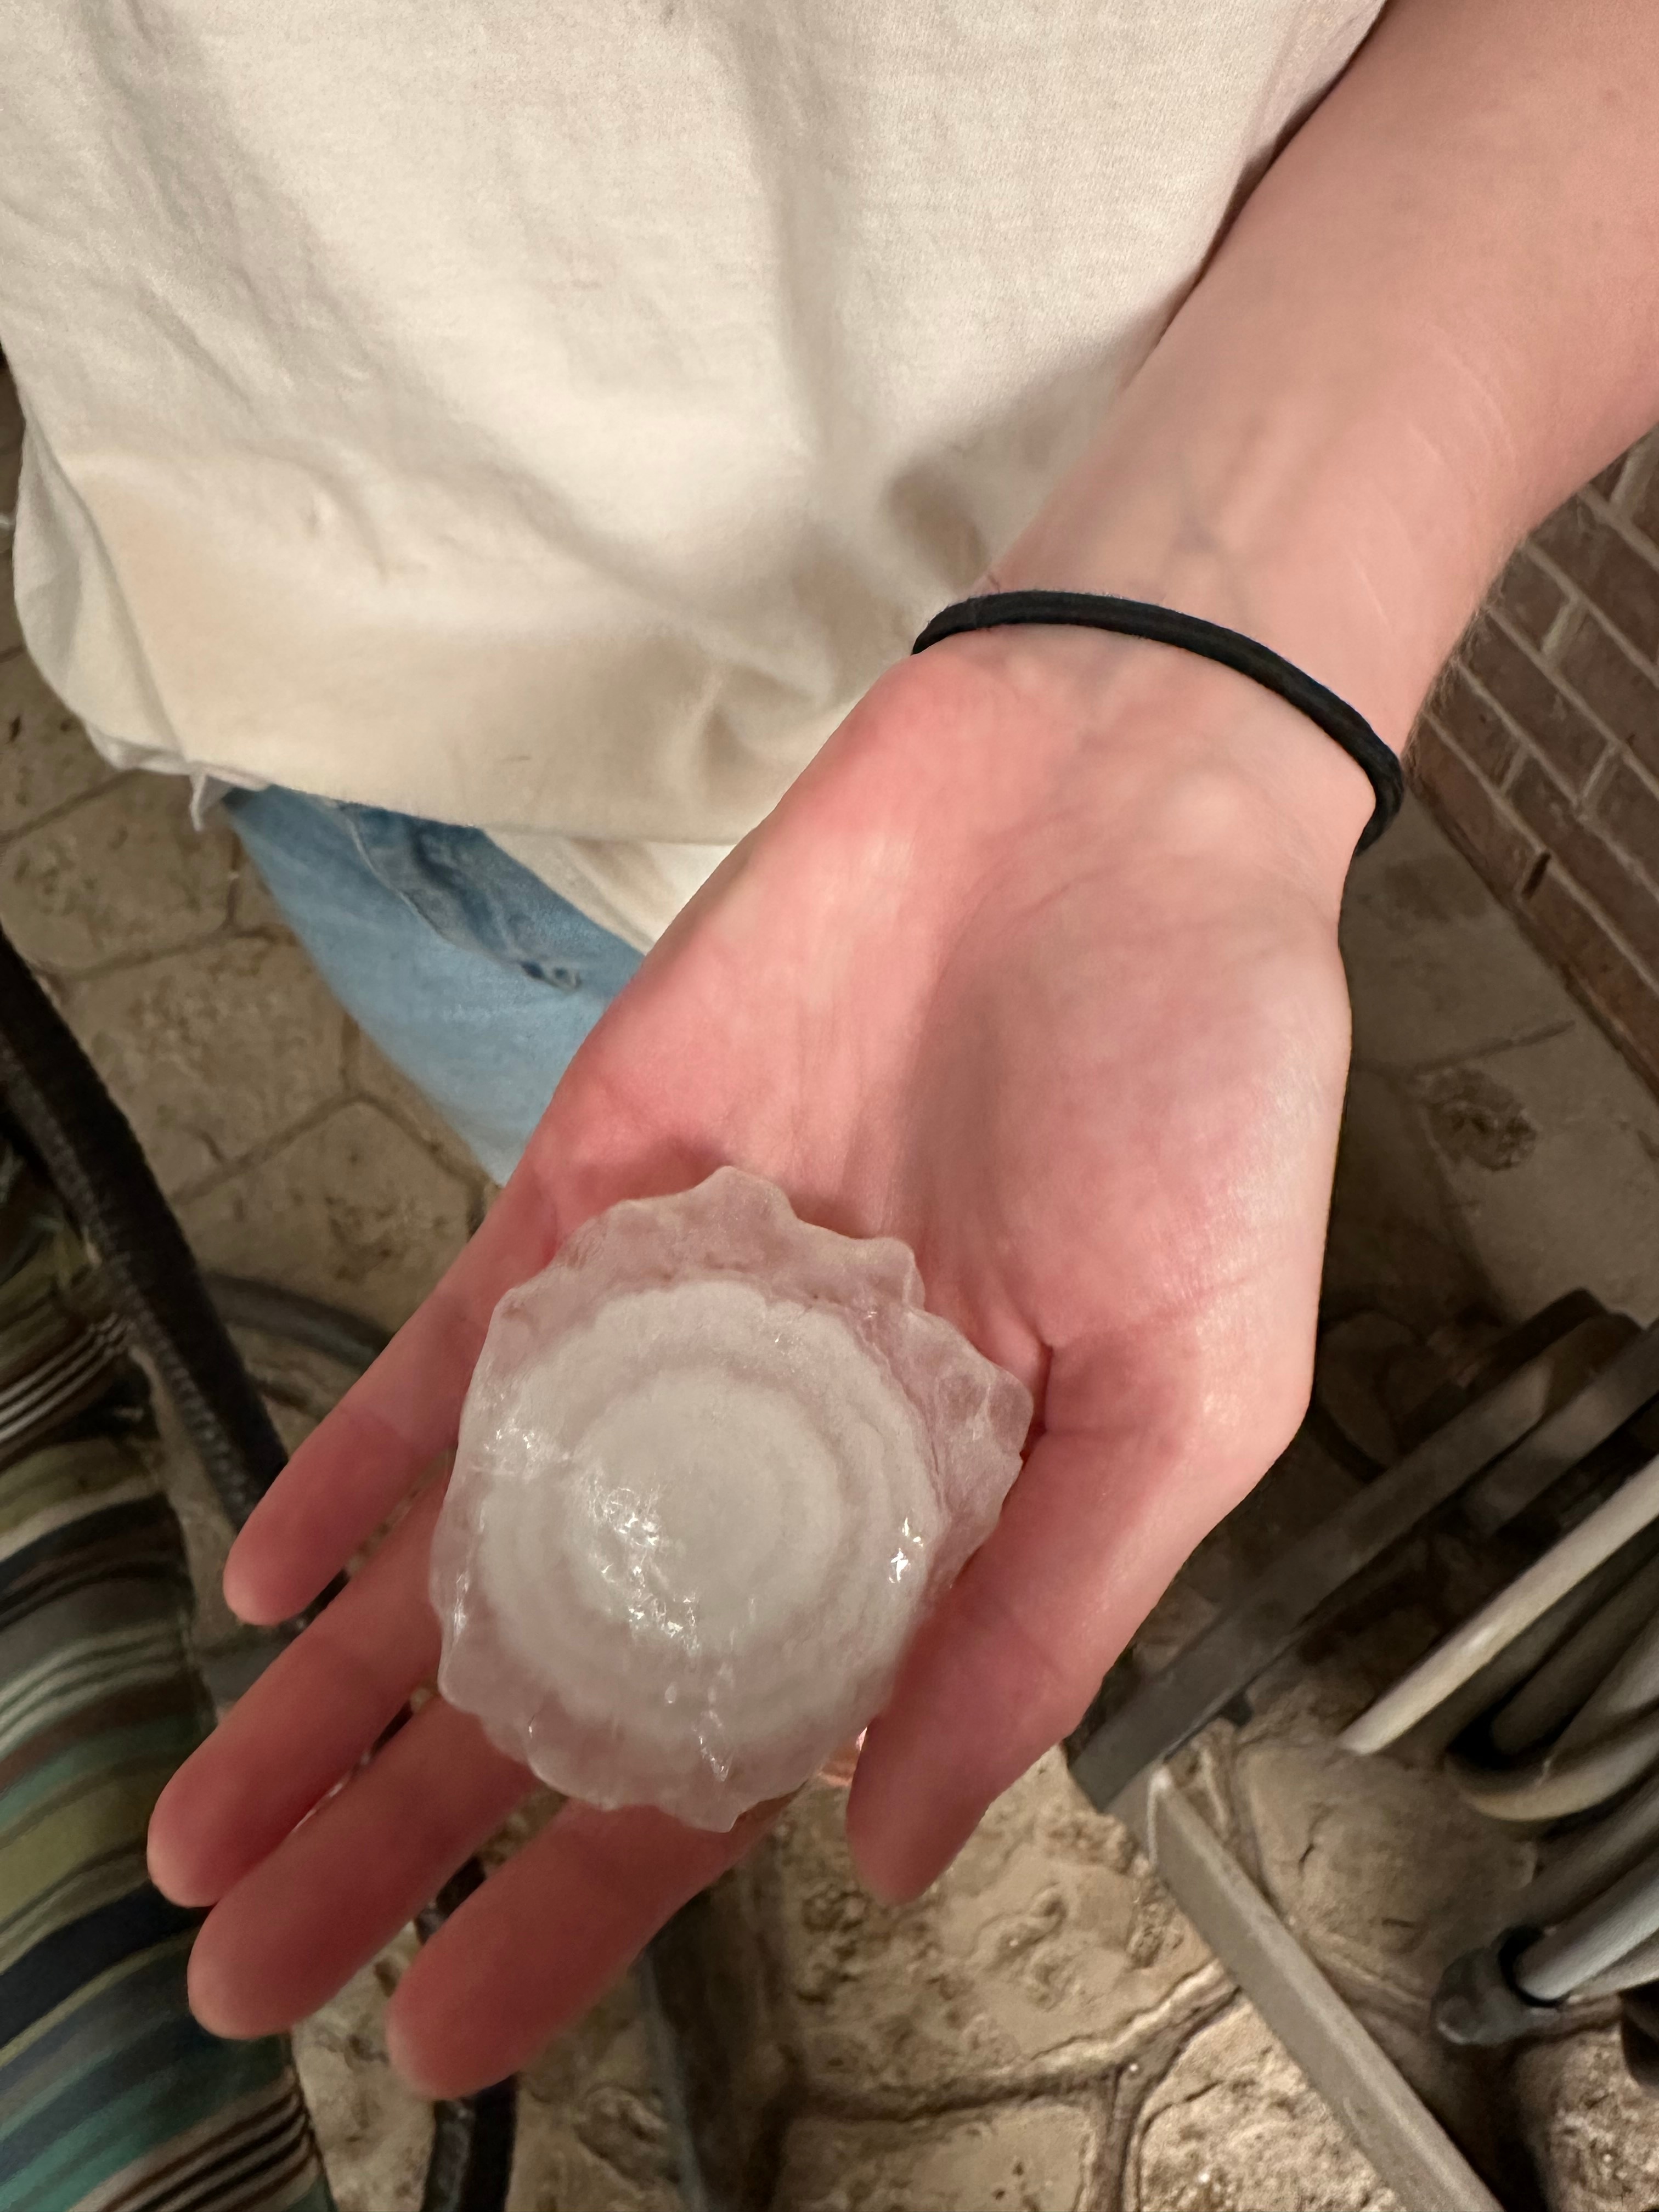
[148,620,1368,2096]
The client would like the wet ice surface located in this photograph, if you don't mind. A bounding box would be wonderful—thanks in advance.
[431,1168,1032,1829]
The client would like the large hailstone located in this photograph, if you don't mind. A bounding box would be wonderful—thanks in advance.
[431,1167,1032,1831]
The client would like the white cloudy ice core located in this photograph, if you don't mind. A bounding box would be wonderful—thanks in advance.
[431,1167,1032,1830]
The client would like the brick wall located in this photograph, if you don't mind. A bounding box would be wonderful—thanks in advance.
[1412,427,1659,1092]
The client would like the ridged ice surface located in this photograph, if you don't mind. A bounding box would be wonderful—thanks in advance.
[431,1168,1032,1830]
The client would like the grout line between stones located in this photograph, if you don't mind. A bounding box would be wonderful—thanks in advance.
[160,1087,361,1212]
[159,1079,482,1225]
[0,769,140,860]
[785,1965,1235,2131]
[340,1081,489,1214]
[1074,2080,1125,2212]
[1095,1995,1246,2212]
[338,1018,486,1195]
[20,905,266,990]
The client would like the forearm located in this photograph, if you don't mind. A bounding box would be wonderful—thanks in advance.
[983,0,1659,766]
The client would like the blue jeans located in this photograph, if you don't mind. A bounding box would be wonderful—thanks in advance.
[224,788,642,1183]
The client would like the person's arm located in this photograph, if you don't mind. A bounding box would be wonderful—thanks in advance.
[979,0,1659,764]
[847,0,1659,1890]
[146,0,1659,2098]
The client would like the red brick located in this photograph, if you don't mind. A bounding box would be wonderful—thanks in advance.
[1555,613,1659,772]
[1519,870,1659,1095]
[1592,759,1659,890]
[1459,617,1607,793]
[1410,722,1539,896]
[1510,758,1659,972]
[1491,548,1566,647]
[1430,664,1519,785]
[1532,496,1659,664]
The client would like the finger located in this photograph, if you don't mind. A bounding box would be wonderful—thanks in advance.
[845,1325,1308,1902]
[221,1201,551,1624]
[187,1695,533,2039]
[385,1796,783,2098]
[223,1181,563,1625]
[221,1094,722,1628]
[149,1481,447,1906]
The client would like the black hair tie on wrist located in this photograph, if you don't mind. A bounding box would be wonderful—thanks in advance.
[910,589,1402,852]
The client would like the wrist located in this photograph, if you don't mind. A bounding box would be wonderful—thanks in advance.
[968,7,1544,783]
[917,617,1375,908]
[968,382,1467,775]
[950,361,1466,899]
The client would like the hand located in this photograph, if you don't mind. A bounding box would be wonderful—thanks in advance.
[147,619,1372,2096]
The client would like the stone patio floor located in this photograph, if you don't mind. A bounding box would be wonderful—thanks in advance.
[8,365,1659,2210]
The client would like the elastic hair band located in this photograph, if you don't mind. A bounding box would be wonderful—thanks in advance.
[911,590,1402,852]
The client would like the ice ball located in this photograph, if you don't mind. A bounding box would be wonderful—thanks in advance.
[430,1166,1032,1830]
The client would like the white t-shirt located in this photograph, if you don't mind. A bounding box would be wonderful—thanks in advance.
[0,1,1383,949]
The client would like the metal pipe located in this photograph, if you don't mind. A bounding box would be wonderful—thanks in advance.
[1398,1523,1659,1760]
[1073,1328,1613,1807]
[1556,1600,1659,1753]
[1516,1844,1659,2004]
[1341,1449,1659,1756]
[1488,1541,1659,1756]
[1449,1705,1659,1825]
[1573,1926,1659,2001]
[1519,1767,1659,1928]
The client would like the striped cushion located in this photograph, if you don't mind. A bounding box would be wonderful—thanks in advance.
[0,1195,334,2210]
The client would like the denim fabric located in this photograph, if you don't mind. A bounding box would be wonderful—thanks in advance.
[224,788,642,1183]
